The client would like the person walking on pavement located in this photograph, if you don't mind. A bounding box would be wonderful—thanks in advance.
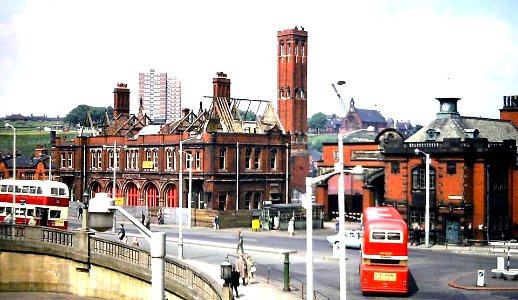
[78,206,83,219]
[230,266,240,298]
[141,211,145,225]
[245,254,255,284]
[236,254,248,286]
[118,224,126,243]
[157,208,163,225]
[236,229,244,254]
[411,223,421,246]
[214,215,220,230]
[145,212,151,230]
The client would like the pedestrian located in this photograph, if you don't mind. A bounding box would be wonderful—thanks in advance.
[411,223,420,246]
[131,236,139,247]
[3,213,13,224]
[214,215,220,230]
[230,266,240,299]
[28,216,37,226]
[78,205,83,219]
[157,208,162,225]
[236,255,248,286]
[288,217,295,236]
[141,211,145,225]
[335,217,339,233]
[146,212,151,230]
[236,229,244,254]
[245,255,255,284]
[118,224,126,242]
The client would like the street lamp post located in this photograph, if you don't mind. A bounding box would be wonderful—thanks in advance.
[415,148,431,248]
[104,141,120,233]
[5,123,16,222]
[187,153,193,228]
[304,163,364,300]
[337,129,370,300]
[88,193,165,300]
[178,135,199,259]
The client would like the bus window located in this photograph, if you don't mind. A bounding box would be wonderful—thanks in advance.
[22,186,29,193]
[387,232,402,241]
[26,209,34,216]
[7,186,13,193]
[35,207,43,217]
[15,207,26,216]
[372,231,386,240]
[51,188,58,195]
[59,188,66,195]
[0,206,5,214]
[49,210,61,219]
[37,187,43,194]
[1,185,7,192]
[15,186,21,193]
[29,186,36,193]
[6,207,12,214]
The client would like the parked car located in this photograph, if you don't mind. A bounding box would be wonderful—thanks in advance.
[327,229,362,249]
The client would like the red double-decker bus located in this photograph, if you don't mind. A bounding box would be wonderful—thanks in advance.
[0,179,70,229]
[360,206,409,295]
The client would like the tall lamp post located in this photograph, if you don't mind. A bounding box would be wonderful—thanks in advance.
[88,193,165,300]
[178,135,200,259]
[5,123,16,222]
[103,141,123,233]
[337,130,369,300]
[414,148,431,248]
[187,153,193,228]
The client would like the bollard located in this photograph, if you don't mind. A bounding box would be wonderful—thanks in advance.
[477,270,485,287]
[283,252,291,291]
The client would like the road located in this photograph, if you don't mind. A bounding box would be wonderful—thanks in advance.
[69,215,518,300]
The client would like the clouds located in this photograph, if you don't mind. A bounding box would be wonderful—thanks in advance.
[1,0,518,124]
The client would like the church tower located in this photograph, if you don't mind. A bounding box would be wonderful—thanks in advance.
[277,27,309,194]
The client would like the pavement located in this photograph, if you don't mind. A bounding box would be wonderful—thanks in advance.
[184,221,518,298]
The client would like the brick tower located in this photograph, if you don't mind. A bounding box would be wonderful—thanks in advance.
[277,27,309,195]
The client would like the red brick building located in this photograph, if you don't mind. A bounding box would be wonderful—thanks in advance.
[54,73,291,217]
[0,146,52,181]
[317,96,518,242]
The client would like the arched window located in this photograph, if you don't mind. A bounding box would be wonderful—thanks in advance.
[165,184,177,207]
[219,148,227,170]
[145,183,159,207]
[126,182,139,206]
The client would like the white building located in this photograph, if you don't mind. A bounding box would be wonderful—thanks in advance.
[139,69,182,123]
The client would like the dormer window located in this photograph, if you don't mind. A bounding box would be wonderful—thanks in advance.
[464,129,479,139]
[426,128,441,141]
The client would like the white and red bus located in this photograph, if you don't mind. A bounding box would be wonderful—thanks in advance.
[360,206,409,295]
[0,179,70,229]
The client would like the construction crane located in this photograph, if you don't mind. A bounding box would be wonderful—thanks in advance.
[331,81,349,114]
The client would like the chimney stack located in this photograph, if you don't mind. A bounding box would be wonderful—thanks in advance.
[113,83,130,119]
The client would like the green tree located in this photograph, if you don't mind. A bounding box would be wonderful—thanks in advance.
[239,109,257,121]
[64,105,113,126]
[308,112,328,132]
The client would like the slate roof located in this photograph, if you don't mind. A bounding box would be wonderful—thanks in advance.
[355,108,386,123]
[3,155,48,169]
[406,115,518,142]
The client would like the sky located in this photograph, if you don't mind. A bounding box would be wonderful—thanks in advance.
[1,0,518,125]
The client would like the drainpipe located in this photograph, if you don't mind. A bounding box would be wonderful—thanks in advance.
[286,143,289,204]
[236,142,239,210]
